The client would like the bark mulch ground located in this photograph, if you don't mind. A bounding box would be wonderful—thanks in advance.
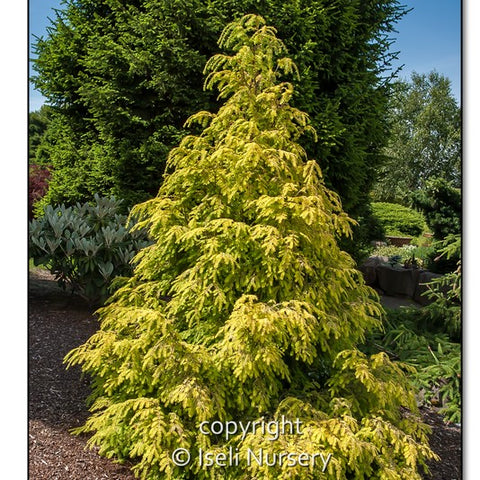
[28,270,461,479]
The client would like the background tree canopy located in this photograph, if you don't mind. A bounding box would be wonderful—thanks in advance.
[372,71,461,205]
[32,0,407,240]
[29,104,52,164]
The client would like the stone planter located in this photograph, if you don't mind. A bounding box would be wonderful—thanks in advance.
[386,235,412,247]
[360,256,445,306]
[376,264,421,297]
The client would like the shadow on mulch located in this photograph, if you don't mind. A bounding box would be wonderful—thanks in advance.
[29,275,93,428]
[28,270,461,480]
[29,271,136,479]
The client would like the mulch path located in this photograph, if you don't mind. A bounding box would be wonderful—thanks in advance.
[28,270,461,479]
[29,270,136,480]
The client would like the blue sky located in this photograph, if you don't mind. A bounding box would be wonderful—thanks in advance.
[390,0,461,101]
[29,0,461,111]
[29,0,63,111]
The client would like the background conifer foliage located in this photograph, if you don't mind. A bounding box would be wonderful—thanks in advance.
[66,16,435,479]
[32,0,405,253]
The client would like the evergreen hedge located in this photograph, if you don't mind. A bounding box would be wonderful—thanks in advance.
[371,202,427,238]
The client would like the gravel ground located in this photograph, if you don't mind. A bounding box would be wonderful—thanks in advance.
[28,270,461,479]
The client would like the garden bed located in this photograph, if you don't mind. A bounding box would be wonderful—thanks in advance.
[28,270,460,479]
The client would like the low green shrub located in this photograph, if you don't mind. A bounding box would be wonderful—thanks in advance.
[29,195,150,305]
[410,234,434,247]
[421,235,460,274]
[371,202,427,238]
[421,235,461,339]
[363,309,461,424]
[423,249,458,274]
[411,179,461,274]
[420,268,461,340]
[416,347,461,424]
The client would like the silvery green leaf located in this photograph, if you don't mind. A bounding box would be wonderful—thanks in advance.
[46,237,61,253]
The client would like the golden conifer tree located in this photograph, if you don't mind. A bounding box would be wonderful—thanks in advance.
[66,15,435,479]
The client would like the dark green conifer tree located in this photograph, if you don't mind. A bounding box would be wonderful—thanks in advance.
[33,0,405,241]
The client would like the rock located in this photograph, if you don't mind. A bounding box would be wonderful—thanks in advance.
[359,256,388,286]
[370,240,387,247]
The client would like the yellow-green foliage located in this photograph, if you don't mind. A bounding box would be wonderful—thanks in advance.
[65,15,436,479]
